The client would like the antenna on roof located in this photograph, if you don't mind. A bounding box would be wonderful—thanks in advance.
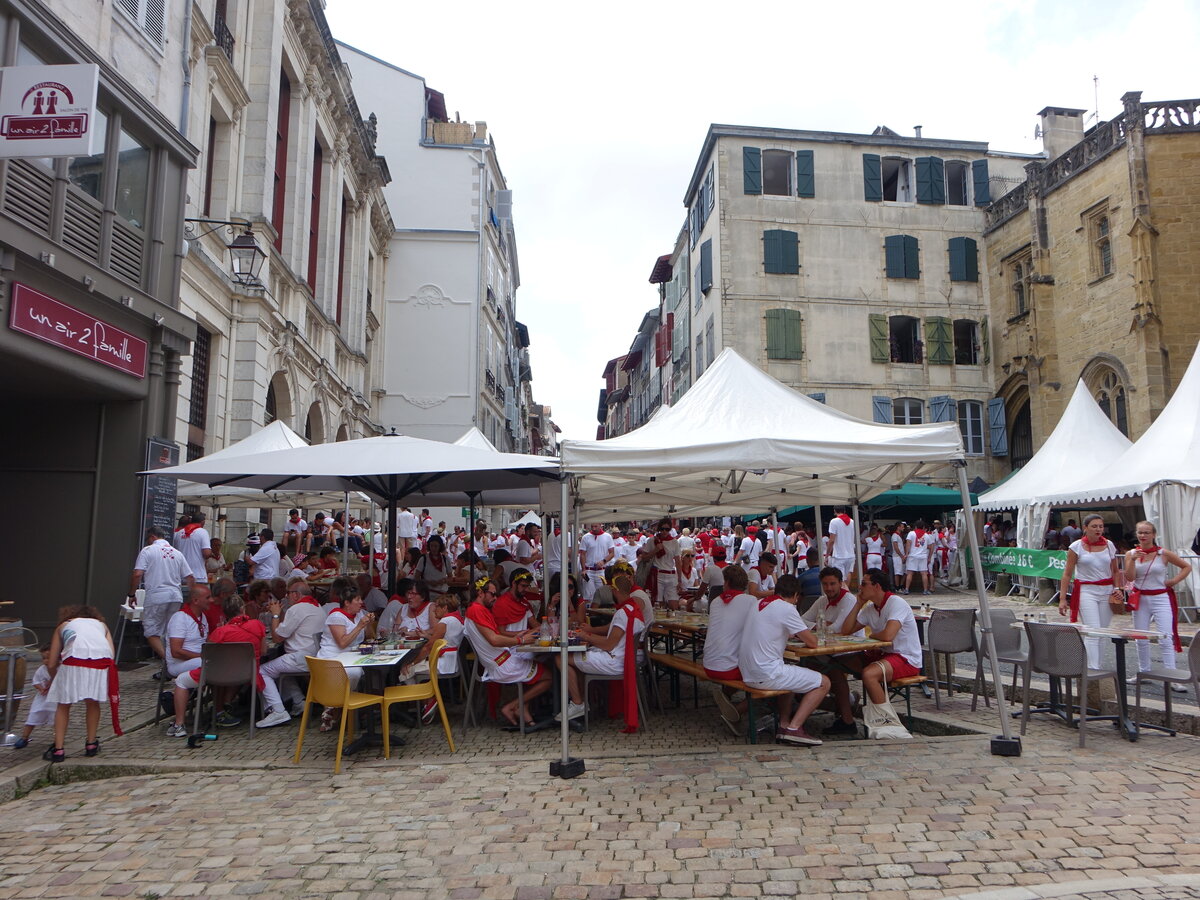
[1084,74,1101,126]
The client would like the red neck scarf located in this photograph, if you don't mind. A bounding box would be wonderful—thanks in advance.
[757,594,781,612]
[293,595,320,607]
[831,588,850,607]
[718,588,740,605]
[913,529,926,542]
[836,514,851,526]
[406,600,431,619]
[1083,535,1108,549]
[62,658,122,736]
[618,600,645,733]
[182,604,207,634]
[1136,545,1162,554]
[182,522,204,537]
[444,611,465,623]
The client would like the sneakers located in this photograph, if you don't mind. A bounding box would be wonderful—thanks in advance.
[214,710,242,728]
[166,723,188,738]
[420,698,438,723]
[777,726,822,746]
[1170,683,1189,694]
[712,686,741,723]
[256,708,293,729]
[1126,675,1141,685]
[12,737,28,749]
[824,719,859,736]
[719,715,740,736]
[553,701,587,722]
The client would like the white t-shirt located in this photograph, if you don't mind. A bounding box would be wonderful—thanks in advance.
[420,516,433,538]
[174,526,212,580]
[747,566,775,594]
[703,591,754,673]
[274,600,325,655]
[580,531,614,568]
[318,608,364,658]
[702,563,727,590]
[1070,539,1117,582]
[738,536,760,568]
[437,615,465,675]
[284,518,308,535]
[678,535,696,553]
[378,598,404,634]
[739,597,808,684]
[397,511,418,539]
[251,542,282,580]
[857,593,922,668]
[134,539,192,598]
[890,532,906,559]
[514,539,536,563]
[398,602,432,634]
[802,590,864,637]
[643,534,680,572]
[828,516,856,558]
[906,530,936,562]
[864,536,885,564]
[165,609,208,668]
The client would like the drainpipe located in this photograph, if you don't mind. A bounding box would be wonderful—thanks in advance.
[179,0,194,137]
[470,148,486,436]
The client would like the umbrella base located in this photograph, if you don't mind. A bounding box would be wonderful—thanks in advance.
[549,757,586,779]
[990,735,1022,757]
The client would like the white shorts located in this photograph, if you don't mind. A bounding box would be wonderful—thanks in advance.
[830,557,855,580]
[906,556,929,574]
[141,598,182,640]
[175,669,200,690]
[746,664,823,694]
[574,650,624,677]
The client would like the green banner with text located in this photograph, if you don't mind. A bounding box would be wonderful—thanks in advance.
[967,546,1068,579]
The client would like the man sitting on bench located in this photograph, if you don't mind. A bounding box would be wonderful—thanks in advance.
[738,574,830,746]
[837,568,922,708]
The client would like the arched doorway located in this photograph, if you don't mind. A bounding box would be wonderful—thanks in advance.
[265,372,292,427]
[1010,400,1032,470]
[336,423,349,442]
[305,402,325,444]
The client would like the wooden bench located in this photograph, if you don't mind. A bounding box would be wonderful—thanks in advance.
[649,652,790,744]
[886,675,927,728]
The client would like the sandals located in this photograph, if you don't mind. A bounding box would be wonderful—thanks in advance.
[85,740,101,757]
[319,709,338,732]
[43,745,64,763]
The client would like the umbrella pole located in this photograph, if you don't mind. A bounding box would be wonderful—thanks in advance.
[342,492,350,573]
[467,493,478,607]
[957,463,1020,756]
[542,510,551,617]
[814,504,823,565]
[387,493,398,596]
[551,476,583,778]
[852,497,864,587]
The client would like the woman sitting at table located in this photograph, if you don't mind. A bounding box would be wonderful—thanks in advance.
[548,574,587,629]
[386,579,433,637]
[398,547,423,580]
[676,550,702,611]
[315,546,341,575]
[455,549,489,583]
[1126,520,1191,686]
[316,580,374,730]
[399,593,466,721]
[556,571,651,729]
[493,570,538,632]
[1058,513,1124,669]
[243,579,271,620]
[701,547,728,604]
[415,534,452,599]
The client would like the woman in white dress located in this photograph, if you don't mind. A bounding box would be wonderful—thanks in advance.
[1058,514,1124,669]
[1125,520,1191,685]
[863,525,885,573]
[44,605,120,762]
[316,581,374,729]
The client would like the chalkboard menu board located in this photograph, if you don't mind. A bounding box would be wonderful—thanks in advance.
[141,437,180,536]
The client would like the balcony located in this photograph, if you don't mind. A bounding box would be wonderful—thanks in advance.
[213,6,235,62]
[426,120,488,145]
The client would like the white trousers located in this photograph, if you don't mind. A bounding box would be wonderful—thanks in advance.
[259,650,312,712]
[1133,592,1177,671]
[581,569,605,601]
[1076,587,1113,670]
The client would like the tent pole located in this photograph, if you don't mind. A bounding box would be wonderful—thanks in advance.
[957,463,1020,756]
[467,493,478,607]
[342,492,350,573]
[769,508,779,575]
[814,504,823,566]
[387,477,398,595]
[851,496,863,588]
[551,476,583,778]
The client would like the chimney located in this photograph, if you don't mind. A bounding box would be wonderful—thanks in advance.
[913,125,922,138]
[474,120,487,143]
[1038,106,1086,160]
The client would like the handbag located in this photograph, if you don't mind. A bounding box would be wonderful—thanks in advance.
[1125,588,1140,612]
[863,694,912,740]
[1108,591,1129,616]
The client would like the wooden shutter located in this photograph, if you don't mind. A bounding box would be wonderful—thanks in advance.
[988,398,1008,456]
[872,396,893,423]
[763,229,783,274]
[703,166,715,220]
[980,315,990,363]
[903,234,920,278]
[863,154,882,202]
[949,237,978,282]
[916,156,946,205]
[972,159,991,205]
[807,392,826,404]
[929,394,954,422]
[884,235,905,278]
[925,316,952,365]
[743,147,762,195]
[795,150,815,198]
[765,309,783,358]
[782,308,802,359]
[700,240,712,293]
[868,313,889,362]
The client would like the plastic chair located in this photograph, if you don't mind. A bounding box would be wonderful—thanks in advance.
[926,608,976,709]
[382,639,455,753]
[293,657,388,773]
[971,609,1028,711]
[1020,622,1119,747]
[459,633,526,733]
[192,642,258,737]
[1133,633,1200,734]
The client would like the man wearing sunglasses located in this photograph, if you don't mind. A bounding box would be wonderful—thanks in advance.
[256,577,325,728]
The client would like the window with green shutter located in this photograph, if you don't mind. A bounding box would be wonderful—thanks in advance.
[795,150,814,198]
[763,229,799,275]
[884,234,919,279]
[765,308,803,360]
[915,156,946,205]
[700,240,713,293]
[925,316,952,365]
[868,313,889,363]
[743,147,762,195]
[863,153,882,202]
[972,159,990,206]
[948,237,979,282]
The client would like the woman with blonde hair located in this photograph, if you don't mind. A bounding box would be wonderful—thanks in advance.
[43,605,121,762]
[1125,520,1192,686]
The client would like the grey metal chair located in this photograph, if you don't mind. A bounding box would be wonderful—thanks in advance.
[459,632,526,733]
[192,642,258,737]
[926,608,976,709]
[1020,622,1119,747]
[582,630,655,731]
[971,609,1028,711]
[1133,633,1200,734]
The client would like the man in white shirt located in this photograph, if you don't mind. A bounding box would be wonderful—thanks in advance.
[839,568,923,718]
[164,584,213,681]
[703,564,755,733]
[419,509,434,550]
[256,577,328,727]
[249,528,283,580]
[826,507,857,585]
[677,528,696,554]
[515,525,541,567]
[397,507,419,552]
[174,511,213,582]
[746,553,778,598]
[719,526,735,559]
[800,566,864,736]
[130,526,194,662]
[283,509,308,556]
[738,573,830,746]
[904,519,937,595]
[638,518,681,606]
[734,528,760,571]
[578,524,615,601]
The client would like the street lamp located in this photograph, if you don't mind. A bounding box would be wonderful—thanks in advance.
[183,218,268,287]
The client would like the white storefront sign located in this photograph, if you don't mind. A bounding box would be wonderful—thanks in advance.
[0,64,100,158]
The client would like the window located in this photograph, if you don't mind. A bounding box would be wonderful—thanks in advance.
[272,71,291,250]
[114,128,150,229]
[889,315,922,364]
[699,240,713,293]
[115,0,166,46]
[705,316,715,367]
[953,319,979,365]
[188,326,211,431]
[1094,369,1129,436]
[695,334,705,376]
[882,157,913,202]
[948,236,979,282]
[958,400,984,455]
[264,382,277,426]
[1088,208,1113,279]
[765,309,803,360]
[884,234,919,279]
[701,166,715,227]
[893,398,923,425]
[762,150,792,196]
[925,316,952,365]
[68,109,108,202]
[336,195,349,324]
[307,140,323,289]
[945,160,970,206]
[763,229,799,274]
[203,116,218,217]
[1012,261,1027,315]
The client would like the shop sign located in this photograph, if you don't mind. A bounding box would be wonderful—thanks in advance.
[0,64,100,157]
[8,283,147,378]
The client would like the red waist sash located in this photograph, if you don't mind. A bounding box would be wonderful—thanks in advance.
[1068,578,1113,623]
[1136,587,1183,651]
[61,657,123,736]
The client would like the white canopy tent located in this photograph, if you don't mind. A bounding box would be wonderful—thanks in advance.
[554,348,1019,755]
[974,380,1132,548]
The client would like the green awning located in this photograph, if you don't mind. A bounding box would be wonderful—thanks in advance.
[862,482,977,507]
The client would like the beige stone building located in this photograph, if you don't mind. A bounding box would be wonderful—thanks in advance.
[983,93,1200,469]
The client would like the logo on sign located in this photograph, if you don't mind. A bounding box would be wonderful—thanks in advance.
[0,79,89,141]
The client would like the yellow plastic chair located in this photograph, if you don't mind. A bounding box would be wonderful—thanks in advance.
[293,657,388,773]
[383,639,455,753]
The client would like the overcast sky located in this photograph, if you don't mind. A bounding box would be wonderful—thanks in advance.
[325,0,1197,443]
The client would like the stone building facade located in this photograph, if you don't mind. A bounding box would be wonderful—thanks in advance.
[983,93,1200,468]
